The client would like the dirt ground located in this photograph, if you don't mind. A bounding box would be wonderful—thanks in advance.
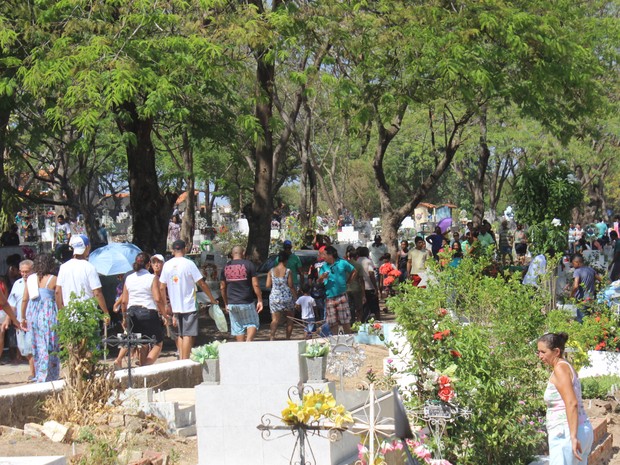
[584,399,620,464]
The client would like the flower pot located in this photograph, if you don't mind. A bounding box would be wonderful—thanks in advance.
[305,356,327,383]
[201,358,220,384]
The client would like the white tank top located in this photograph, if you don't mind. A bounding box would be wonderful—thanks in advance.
[125,269,157,310]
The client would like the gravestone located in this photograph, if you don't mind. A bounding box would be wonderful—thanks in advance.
[337,226,359,244]
[195,340,365,465]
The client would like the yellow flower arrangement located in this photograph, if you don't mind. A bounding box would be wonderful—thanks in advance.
[281,390,353,428]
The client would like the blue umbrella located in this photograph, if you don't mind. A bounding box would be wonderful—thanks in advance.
[88,242,142,276]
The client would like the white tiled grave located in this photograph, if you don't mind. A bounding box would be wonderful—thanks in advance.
[195,340,389,465]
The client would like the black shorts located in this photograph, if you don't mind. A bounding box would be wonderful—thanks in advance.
[515,243,527,256]
[127,306,164,343]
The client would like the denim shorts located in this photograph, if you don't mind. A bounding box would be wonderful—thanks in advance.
[548,421,593,465]
[228,303,260,336]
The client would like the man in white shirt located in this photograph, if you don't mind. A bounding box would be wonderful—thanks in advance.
[55,234,110,324]
[8,259,34,379]
[160,240,217,359]
[53,215,72,251]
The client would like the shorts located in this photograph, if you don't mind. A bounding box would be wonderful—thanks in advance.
[127,306,164,343]
[325,294,350,327]
[174,311,199,337]
[304,317,316,335]
[411,274,423,287]
[228,303,260,336]
[548,421,592,465]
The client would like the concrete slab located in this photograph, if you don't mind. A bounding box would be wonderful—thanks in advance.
[0,458,66,465]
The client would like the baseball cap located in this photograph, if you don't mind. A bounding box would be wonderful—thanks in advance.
[151,254,164,263]
[172,240,186,250]
[283,240,292,247]
[69,234,90,255]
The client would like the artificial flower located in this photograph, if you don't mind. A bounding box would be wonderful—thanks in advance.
[383,276,395,286]
[450,350,461,358]
[438,386,455,402]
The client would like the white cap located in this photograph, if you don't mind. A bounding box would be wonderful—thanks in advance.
[69,234,90,255]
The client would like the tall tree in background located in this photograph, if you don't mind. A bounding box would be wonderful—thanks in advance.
[20,0,229,252]
[328,0,609,255]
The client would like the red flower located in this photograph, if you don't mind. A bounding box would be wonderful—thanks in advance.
[595,342,606,350]
[383,276,395,286]
[433,332,444,341]
[450,350,462,358]
[438,386,455,402]
[373,323,383,330]
[379,263,394,275]
[388,269,402,277]
[442,329,451,337]
[438,308,448,316]
[438,375,451,387]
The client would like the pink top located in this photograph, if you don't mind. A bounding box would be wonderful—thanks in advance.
[543,360,588,430]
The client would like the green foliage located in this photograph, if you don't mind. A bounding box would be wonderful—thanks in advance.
[513,165,583,226]
[581,376,620,400]
[302,341,329,358]
[190,340,225,363]
[546,303,620,353]
[391,256,548,464]
[56,294,104,363]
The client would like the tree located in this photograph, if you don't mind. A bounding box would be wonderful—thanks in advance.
[20,0,230,252]
[327,0,610,256]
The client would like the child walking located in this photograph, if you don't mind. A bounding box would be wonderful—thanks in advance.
[296,286,317,339]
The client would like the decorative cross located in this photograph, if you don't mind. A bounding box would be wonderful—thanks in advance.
[344,382,396,463]
[256,382,346,465]
[103,331,157,388]
[409,400,471,460]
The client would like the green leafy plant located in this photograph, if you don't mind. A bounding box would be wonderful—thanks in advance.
[581,375,620,399]
[302,341,329,358]
[190,340,225,363]
[47,293,118,424]
[389,255,548,464]
[56,293,105,364]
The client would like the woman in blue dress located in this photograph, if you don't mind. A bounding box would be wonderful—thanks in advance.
[20,254,60,382]
[266,250,297,340]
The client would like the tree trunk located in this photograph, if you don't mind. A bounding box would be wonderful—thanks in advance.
[180,129,196,251]
[374,106,473,259]
[245,48,275,262]
[116,101,172,253]
[0,107,10,227]
[472,106,490,227]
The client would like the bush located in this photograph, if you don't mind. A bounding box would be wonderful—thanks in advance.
[390,256,548,465]
[581,375,620,399]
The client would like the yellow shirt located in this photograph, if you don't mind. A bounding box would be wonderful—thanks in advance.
[408,248,429,275]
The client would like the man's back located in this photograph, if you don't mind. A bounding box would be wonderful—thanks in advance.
[57,258,101,302]
[574,266,597,300]
[221,259,256,305]
[161,256,203,313]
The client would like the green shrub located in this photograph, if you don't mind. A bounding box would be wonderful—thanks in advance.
[390,255,549,465]
[581,375,620,399]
